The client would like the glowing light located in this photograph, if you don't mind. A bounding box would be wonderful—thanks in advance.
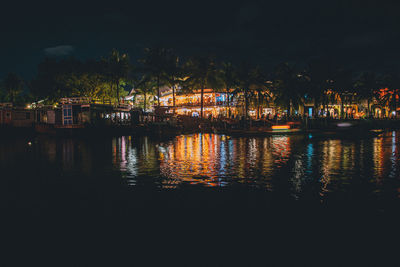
[272,125,290,130]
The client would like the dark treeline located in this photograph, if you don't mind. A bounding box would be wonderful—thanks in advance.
[1,48,400,118]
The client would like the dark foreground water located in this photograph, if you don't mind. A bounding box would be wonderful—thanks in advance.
[1,132,400,265]
[1,131,399,210]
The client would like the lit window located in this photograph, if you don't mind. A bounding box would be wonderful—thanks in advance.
[63,105,73,125]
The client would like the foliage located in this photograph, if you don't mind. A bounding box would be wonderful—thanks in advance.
[218,62,238,116]
[1,73,25,104]
[354,72,381,115]
[138,48,178,106]
[271,63,307,115]
[2,47,398,117]
[182,55,219,117]
[103,49,130,105]
[330,69,355,118]
[29,52,130,105]
[133,78,157,111]
[305,58,336,109]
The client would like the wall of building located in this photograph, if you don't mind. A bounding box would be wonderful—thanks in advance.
[11,109,34,127]
[0,109,12,125]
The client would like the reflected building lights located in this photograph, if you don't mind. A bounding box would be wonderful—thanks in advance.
[306,143,313,172]
[125,147,138,185]
[389,131,398,179]
[120,136,127,171]
[3,130,399,200]
[271,136,291,167]
[373,137,384,182]
[156,134,293,187]
[319,140,340,198]
[62,139,74,171]
[107,133,400,195]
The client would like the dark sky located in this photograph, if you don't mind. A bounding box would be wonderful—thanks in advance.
[2,0,400,78]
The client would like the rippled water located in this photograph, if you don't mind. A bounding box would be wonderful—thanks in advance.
[1,131,400,207]
[116,132,400,199]
[2,132,398,267]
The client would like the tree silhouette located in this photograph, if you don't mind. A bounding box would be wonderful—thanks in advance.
[104,49,130,106]
[218,62,238,117]
[272,63,306,116]
[138,48,177,107]
[232,62,267,118]
[306,59,336,115]
[182,56,218,118]
[164,53,181,111]
[332,69,354,118]
[133,76,157,112]
[1,73,24,104]
[354,72,381,117]
[30,57,83,103]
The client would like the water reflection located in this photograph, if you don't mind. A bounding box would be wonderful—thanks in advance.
[105,132,400,200]
[1,132,399,202]
[153,134,294,188]
[389,131,398,179]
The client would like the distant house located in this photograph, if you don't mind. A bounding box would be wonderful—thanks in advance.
[35,105,62,125]
[58,97,131,127]
[0,103,12,126]
[0,103,34,127]
[11,108,35,128]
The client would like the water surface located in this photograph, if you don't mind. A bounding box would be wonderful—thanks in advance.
[1,131,399,210]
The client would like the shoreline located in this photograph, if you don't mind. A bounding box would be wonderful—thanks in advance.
[0,123,398,140]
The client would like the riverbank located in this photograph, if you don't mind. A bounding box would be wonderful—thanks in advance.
[1,118,400,138]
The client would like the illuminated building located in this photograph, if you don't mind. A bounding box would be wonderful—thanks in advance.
[372,88,400,118]
[129,83,400,119]
[301,90,369,118]
[134,86,277,118]
[159,88,239,117]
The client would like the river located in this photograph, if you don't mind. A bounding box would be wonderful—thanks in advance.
[1,131,399,211]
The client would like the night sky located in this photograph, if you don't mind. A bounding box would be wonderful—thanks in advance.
[2,0,400,78]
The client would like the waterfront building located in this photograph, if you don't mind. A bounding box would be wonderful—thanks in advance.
[0,103,34,128]
[0,103,12,126]
[159,89,238,117]
[131,86,278,119]
[372,88,400,118]
[57,97,132,127]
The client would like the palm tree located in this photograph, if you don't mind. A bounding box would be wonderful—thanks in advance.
[332,69,354,119]
[251,82,273,119]
[2,73,24,104]
[354,72,381,117]
[134,77,157,112]
[138,48,177,107]
[271,63,306,116]
[182,56,218,118]
[164,54,181,112]
[306,59,336,115]
[219,62,237,117]
[104,49,130,106]
[233,62,267,119]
